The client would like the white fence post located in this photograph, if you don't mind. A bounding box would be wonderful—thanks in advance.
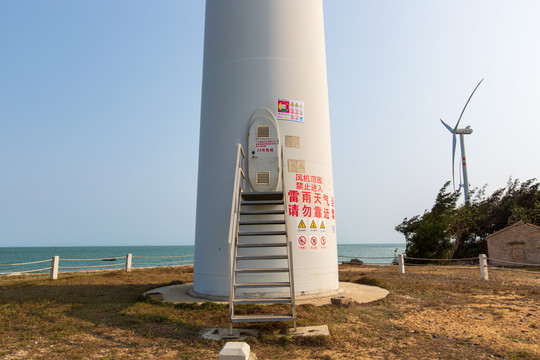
[126,253,132,272]
[479,254,488,281]
[50,256,59,280]
[398,253,405,274]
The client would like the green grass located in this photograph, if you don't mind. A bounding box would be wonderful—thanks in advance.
[0,265,538,359]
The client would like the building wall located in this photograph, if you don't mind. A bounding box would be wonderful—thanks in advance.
[487,223,540,266]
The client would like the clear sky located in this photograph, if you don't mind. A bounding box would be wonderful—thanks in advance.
[1,1,539,247]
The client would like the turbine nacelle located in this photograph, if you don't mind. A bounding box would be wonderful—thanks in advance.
[455,127,473,135]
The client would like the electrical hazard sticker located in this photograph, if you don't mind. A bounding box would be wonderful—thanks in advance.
[297,218,307,234]
[277,98,304,123]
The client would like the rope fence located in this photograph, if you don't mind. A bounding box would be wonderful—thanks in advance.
[0,259,51,267]
[0,253,194,279]
[59,263,125,269]
[403,256,478,262]
[132,255,193,259]
[338,253,539,281]
[61,257,125,261]
[487,258,536,266]
[3,251,537,281]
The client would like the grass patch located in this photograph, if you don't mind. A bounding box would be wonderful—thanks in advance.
[1,264,539,359]
[353,276,386,288]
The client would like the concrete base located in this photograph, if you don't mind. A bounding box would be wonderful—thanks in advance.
[218,342,251,360]
[201,328,260,341]
[144,282,388,306]
[288,325,330,337]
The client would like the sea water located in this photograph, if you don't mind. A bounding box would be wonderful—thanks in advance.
[0,244,405,275]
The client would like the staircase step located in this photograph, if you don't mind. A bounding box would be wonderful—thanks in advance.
[231,314,294,323]
[234,282,290,288]
[238,231,286,236]
[241,200,284,205]
[235,268,289,274]
[236,255,288,260]
[242,192,283,201]
[233,298,292,305]
[240,210,285,215]
[237,242,287,248]
[239,219,285,225]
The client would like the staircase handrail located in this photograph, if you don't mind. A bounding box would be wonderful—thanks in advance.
[228,143,245,322]
[281,145,297,329]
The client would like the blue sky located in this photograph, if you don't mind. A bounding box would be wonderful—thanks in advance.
[1,1,539,247]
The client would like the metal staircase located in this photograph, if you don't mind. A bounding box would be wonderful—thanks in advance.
[227,144,296,334]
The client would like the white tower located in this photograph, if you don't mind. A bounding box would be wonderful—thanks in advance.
[193,0,338,297]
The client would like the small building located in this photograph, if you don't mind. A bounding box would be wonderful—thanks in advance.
[486,221,540,266]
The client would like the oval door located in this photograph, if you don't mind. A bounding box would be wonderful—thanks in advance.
[247,108,281,192]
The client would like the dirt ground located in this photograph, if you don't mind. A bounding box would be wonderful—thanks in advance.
[0,265,538,359]
[324,265,539,360]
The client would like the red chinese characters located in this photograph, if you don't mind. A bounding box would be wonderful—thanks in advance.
[288,204,299,217]
[288,190,299,203]
[290,173,335,221]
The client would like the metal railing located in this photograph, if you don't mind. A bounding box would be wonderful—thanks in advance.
[281,146,297,330]
[227,143,245,324]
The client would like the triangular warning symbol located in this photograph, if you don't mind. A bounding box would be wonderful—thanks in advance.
[310,220,317,229]
[320,221,325,229]
[298,220,306,228]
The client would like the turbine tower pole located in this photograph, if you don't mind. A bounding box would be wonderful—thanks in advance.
[459,133,470,204]
[440,79,483,206]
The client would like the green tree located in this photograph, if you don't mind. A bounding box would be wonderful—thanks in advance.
[397,178,540,260]
[395,182,459,261]
[450,178,540,258]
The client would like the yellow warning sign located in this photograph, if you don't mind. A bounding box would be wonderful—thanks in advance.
[310,220,317,229]
[298,219,306,229]
[320,221,326,229]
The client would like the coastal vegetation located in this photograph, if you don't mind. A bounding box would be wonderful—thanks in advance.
[1,265,538,359]
[396,178,540,260]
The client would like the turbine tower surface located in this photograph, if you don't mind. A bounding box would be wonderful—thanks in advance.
[193,0,339,297]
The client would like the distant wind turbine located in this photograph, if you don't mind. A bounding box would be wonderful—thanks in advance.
[440,79,484,205]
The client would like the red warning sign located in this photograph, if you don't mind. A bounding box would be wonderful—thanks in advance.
[320,236,326,245]
[298,235,307,251]
[310,236,317,246]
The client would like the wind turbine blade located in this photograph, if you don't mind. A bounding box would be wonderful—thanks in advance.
[452,134,457,192]
[440,119,454,132]
[454,78,484,130]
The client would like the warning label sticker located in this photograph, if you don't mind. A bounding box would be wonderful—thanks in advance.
[297,219,307,234]
[320,235,327,250]
[308,220,318,235]
[277,98,304,123]
[288,172,336,251]
[298,235,307,251]
[255,139,277,153]
[310,235,318,251]
[319,220,327,234]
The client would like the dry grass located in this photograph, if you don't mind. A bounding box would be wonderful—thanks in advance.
[0,265,538,359]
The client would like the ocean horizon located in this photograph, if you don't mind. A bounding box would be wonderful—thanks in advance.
[0,243,405,275]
